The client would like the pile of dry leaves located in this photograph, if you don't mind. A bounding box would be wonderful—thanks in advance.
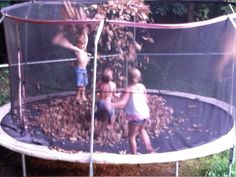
[27,93,174,148]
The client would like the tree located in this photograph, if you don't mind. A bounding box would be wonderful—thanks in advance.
[61,0,153,61]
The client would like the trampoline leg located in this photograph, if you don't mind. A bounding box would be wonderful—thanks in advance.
[228,147,235,177]
[89,161,93,177]
[21,154,27,177]
[175,161,179,177]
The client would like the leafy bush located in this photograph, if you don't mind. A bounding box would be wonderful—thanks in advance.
[180,150,236,176]
[206,151,236,177]
[0,68,9,106]
[180,157,212,176]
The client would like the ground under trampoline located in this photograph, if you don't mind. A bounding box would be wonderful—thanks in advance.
[0,90,234,164]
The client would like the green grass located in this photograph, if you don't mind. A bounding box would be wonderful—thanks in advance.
[0,68,10,106]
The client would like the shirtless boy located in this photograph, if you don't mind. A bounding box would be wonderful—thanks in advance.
[96,69,119,127]
[52,28,89,101]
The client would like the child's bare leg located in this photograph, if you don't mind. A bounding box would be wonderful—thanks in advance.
[81,86,87,101]
[106,115,115,130]
[128,124,139,154]
[76,87,81,101]
[108,105,116,126]
[110,115,115,126]
[139,127,154,153]
[76,87,87,101]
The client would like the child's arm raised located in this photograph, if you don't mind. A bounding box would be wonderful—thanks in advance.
[52,32,82,53]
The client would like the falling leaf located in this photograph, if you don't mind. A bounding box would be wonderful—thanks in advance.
[186,137,191,140]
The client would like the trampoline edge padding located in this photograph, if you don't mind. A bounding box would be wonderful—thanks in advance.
[0,97,235,164]
[0,103,90,163]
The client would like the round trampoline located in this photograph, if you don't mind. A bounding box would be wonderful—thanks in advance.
[0,0,236,167]
[0,90,235,164]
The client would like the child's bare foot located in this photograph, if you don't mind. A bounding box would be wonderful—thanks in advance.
[147,147,157,154]
[76,96,81,101]
[82,96,87,101]
[106,124,114,131]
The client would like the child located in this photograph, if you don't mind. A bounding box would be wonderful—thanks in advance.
[52,29,89,101]
[96,69,119,128]
[112,68,154,154]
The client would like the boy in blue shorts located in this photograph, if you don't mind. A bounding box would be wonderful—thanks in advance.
[53,28,89,101]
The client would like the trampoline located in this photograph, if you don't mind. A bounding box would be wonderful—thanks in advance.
[0,90,235,164]
[0,0,236,174]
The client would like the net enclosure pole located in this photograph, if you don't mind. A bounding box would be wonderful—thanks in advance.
[228,147,235,177]
[228,14,236,177]
[89,19,105,177]
[0,14,5,23]
[16,24,25,134]
[227,0,235,14]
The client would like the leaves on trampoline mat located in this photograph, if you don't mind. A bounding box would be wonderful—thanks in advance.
[210,132,215,135]
[188,104,197,108]
[178,118,185,124]
[198,129,203,132]
[119,150,127,154]
[186,136,191,140]
[20,56,175,151]
[25,93,174,151]
[187,128,194,132]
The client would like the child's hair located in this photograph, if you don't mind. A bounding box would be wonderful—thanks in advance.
[76,30,88,50]
[101,69,113,83]
[129,68,141,84]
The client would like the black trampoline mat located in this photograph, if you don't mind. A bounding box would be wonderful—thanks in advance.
[1,93,234,154]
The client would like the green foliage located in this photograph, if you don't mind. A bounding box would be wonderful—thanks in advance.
[0,0,28,10]
[206,151,236,177]
[151,2,187,17]
[195,4,210,21]
[0,0,10,9]
[149,2,188,23]
[180,156,212,176]
[172,3,188,16]
[149,1,236,23]
[0,68,10,106]
[180,151,236,177]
